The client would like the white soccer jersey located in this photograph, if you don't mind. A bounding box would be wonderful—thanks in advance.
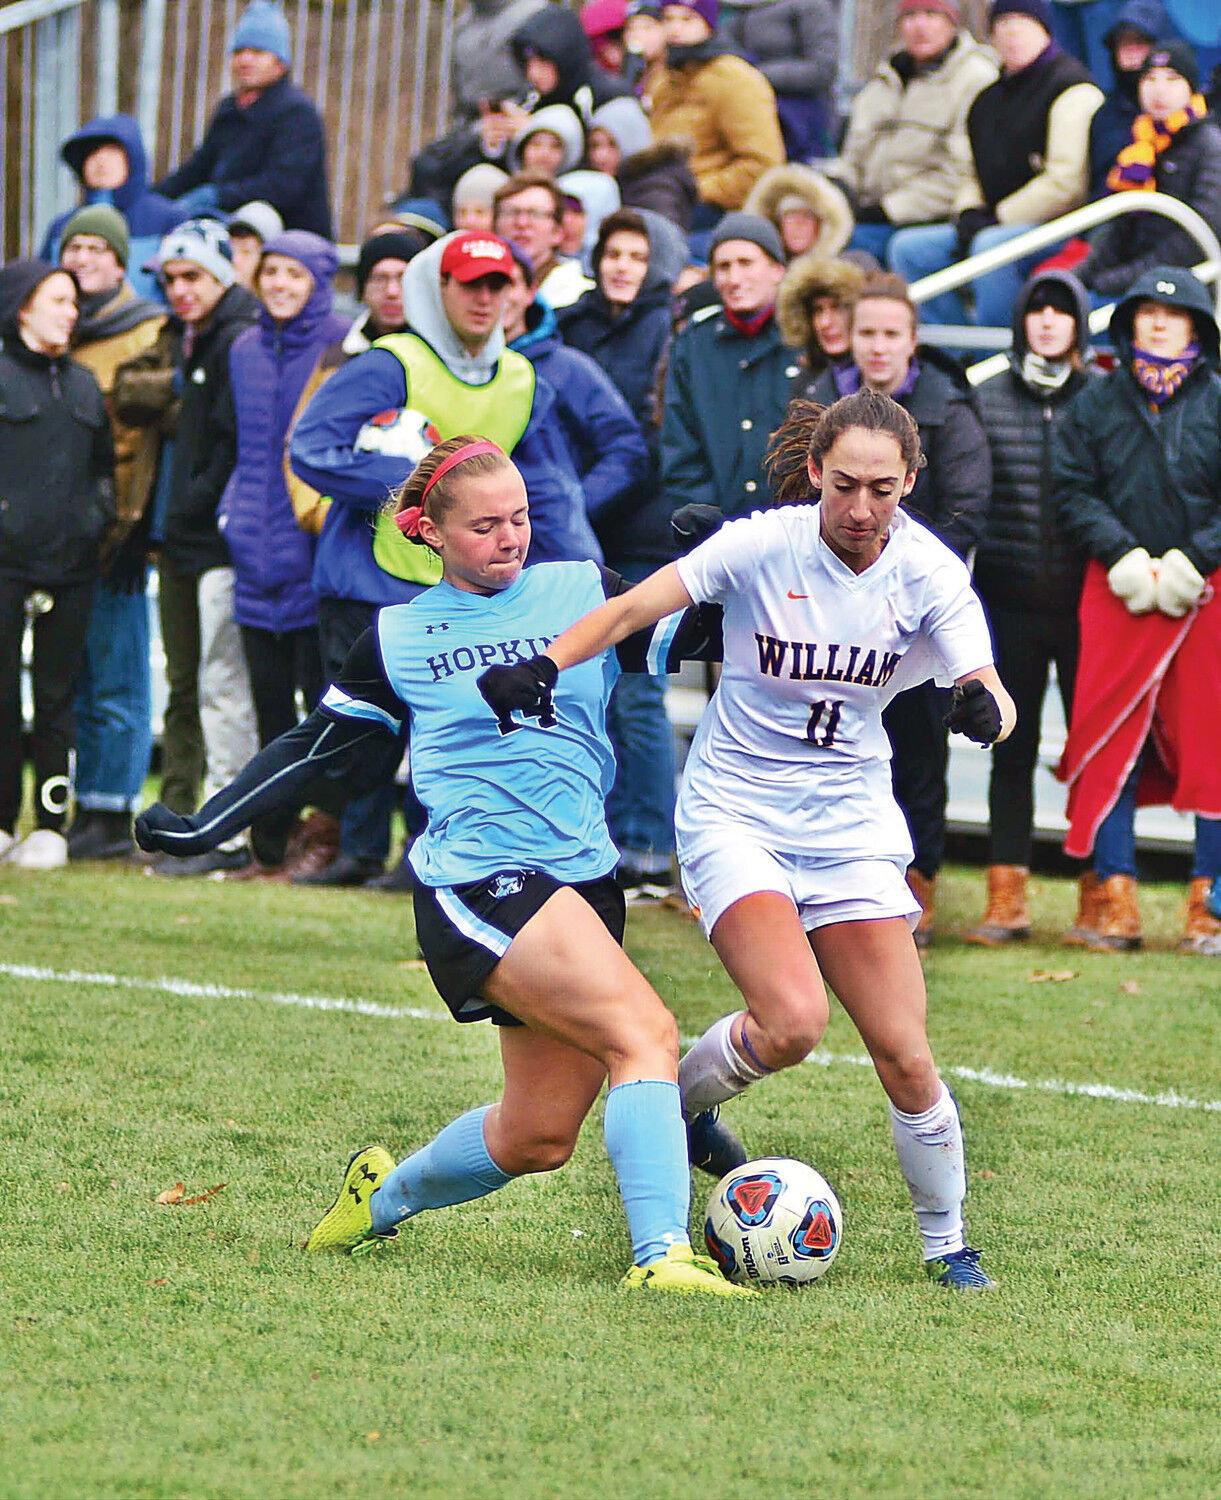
[675,503,994,866]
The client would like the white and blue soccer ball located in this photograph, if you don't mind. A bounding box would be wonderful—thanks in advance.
[705,1157,843,1286]
[353,406,442,461]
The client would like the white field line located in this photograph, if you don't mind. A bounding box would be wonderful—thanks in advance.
[2,961,1218,1115]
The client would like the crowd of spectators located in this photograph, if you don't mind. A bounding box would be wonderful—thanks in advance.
[1,0,1219,954]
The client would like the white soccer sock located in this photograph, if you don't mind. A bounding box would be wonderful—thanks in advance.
[889,1084,967,1261]
[679,1012,771,1117]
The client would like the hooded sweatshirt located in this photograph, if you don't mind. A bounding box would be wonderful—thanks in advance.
[289,233,600,606]
[40,114,186,300]
[0,260,114,586]
[509,104,587,174]
[222,231,348,633]
[511,3,629,120]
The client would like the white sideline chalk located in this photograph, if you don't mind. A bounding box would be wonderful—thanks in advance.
[2,961,1217,1115]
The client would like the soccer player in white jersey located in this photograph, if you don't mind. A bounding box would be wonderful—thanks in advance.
[480,391,1016,1289]
[135,436,752,1299]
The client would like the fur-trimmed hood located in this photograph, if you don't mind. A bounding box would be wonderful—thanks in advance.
[743,164,853,258]
[775,252,867,351]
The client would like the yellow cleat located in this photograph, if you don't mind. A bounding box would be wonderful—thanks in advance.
[621,1242,760,1298]
[306,1146,396,1254]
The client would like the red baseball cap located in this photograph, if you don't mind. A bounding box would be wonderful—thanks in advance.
[439,232,513,283]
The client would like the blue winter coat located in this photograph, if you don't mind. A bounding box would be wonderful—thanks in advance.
[157,76,333,238]
[40,114,187,300]
[509,300,648,522]
[222,231,348,633]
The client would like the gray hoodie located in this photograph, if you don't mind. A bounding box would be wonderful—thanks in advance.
[401,233,506,386]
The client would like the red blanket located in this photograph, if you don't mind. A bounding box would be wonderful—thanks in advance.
[1056,559,1221,858]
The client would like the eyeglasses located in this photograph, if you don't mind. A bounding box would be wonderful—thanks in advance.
[497,207,555,223]
[365,272,403,290]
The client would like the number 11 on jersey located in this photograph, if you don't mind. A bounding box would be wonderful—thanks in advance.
[805,699,843,749]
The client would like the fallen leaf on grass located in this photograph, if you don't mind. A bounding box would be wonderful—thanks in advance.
[1118,979,1142,996]
[397,959,428,971]
[366,1432,380,1443]
[147,1278,170,1287]
[0,893,18,905]
[155,1181,228,1206]
[977,1170,998,1180]
[55,1181,71,1194]
[1028,969,1077,983]
[173,914,200,926]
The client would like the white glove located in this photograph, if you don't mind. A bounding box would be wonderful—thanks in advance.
[1106,548,1158,614]
[1154,548,1206,618]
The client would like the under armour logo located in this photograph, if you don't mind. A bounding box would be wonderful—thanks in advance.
[347,1162,379,1204]
[426,622,449,634]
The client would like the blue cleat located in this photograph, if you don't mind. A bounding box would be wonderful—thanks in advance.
[928,1246,996,1290]
[686,1107,747,1179]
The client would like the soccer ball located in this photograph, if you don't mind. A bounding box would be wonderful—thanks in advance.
[354,406,442,461]
[704,1157,843,1287]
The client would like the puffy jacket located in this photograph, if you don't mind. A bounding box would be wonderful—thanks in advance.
[1053,266,1221,578]
[510,299,648,521]
[112,283,259,575]
[812,350,991,558]
[0,261,114,586]
[222,232,348,633]
[832,32,997,226]
[157,76,332,238]
[972,271,1095,613]
[1080,117,1221,298]
[617,141,700,230]
[662,306,799,517]
[650,40,785,210]
[1088,0,1172,194]
[719,0,838,158]
[40,114,187,300]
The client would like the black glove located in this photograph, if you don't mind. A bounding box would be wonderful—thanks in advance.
[477,654,559,735]
[855,202,890,226]
[944,679,1002,745]
[955,206,997,259]
[670,504,724,552]
[134,802,208,855]
[104,535,150,595]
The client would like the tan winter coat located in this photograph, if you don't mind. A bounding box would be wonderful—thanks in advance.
[650,52,785,211]
[744,164,854,258]
[834,31,998,226]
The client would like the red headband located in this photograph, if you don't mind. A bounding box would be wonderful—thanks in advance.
[394,440,506,537]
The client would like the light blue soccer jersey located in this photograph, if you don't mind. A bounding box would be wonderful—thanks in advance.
[375,562,621,888]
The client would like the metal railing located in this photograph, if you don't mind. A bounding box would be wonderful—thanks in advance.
[904,191,1221,384]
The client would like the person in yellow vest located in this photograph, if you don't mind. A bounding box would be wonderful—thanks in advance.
[287,229,602,886]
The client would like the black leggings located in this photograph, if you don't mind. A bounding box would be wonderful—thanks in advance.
[986,603,1079,866]
[0,577,94,833]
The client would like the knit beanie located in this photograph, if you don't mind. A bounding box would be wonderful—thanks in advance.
[231,1,292,65]
[0,259,72,337]
[356,229,430,296]
[1025,277,1079,320]
[709,211,786,266]
[152,218,236,286]
[453,162,510,210]
[1140,38,1200,93]
[228,200,284,243]
[898,0,961,21]
[989,0,1053,32]
[60,203,129,267]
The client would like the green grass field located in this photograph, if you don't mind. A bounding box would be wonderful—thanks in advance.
[1,861,1218,1499]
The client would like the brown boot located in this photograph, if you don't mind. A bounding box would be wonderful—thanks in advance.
[1179,877,1221,955]
[1085,874,1141,952]
[1063,871,1104,947]
[906,868,935,950]
[964,865,1031,945]
[280,811,342,881]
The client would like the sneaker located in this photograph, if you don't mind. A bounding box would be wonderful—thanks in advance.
[686,1107,747,1179]
[306,1146,397,1254]
[615,861,677,905]
[364,861,416,893]
[7,830,69,870]
[622,1242,759,1298]
[154,846,252,878]
[291,854,384,888]
[928,1246,996,1291]
[67,810,134,861]
[0,829,16,863]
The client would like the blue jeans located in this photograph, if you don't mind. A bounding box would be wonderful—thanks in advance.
[74,577,154,811]
[847,221,899,263]
[605,564,676,870]
[888,221,1050,329]
[1094,754,1221,880]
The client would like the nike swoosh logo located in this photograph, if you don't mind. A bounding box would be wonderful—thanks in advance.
[787,590,809,599]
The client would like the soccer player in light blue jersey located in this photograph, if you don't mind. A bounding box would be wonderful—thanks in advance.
[136,435,753,1298]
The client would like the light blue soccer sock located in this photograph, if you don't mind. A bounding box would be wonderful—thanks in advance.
[369,1104,513,1236]
[603,1079,691,1267]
